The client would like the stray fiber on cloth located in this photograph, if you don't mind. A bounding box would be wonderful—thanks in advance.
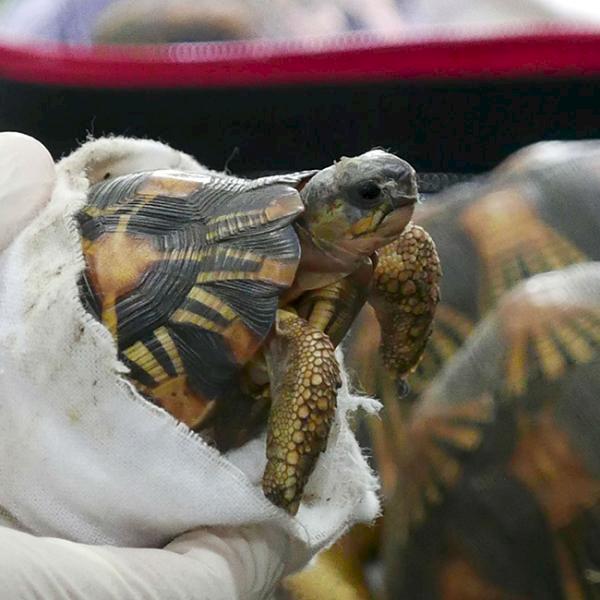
[0,137,380,562]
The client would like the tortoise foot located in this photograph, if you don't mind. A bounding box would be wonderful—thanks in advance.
[262,310,340,514]
[370,222,441,386]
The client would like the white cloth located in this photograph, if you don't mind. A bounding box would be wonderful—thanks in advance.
[0,136,380,572]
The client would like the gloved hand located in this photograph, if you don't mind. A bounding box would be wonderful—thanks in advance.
[0,131,55,251]
[0,523,292,600]
[0,132,300,600]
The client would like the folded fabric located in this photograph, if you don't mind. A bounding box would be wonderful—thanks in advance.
[0,136,380,568]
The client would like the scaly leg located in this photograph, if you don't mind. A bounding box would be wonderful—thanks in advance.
[262,310,341,514]
[368,222,441,394]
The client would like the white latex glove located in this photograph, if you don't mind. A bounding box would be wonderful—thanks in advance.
[0,132,55,251]
[0,524,291,600]
[0,132,298,600]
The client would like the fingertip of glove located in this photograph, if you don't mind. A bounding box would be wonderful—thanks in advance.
[0,132,56,252]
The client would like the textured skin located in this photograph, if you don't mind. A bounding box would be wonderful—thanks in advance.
[77,158,439,515]
[296,260,374,348]
[341,142,600,599]
[371,223,441,386]
[280,226,441,599]
[348,144,600,402]
[263,311,340,515]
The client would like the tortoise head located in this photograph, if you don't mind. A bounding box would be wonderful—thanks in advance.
[299,149,418,257]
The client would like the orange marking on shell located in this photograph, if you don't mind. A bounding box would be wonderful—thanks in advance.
[438,552,520,600]
[460,189,587,312]
[257,258,299,287]
[509,407,600,529]
[136,173,205,199]
[85,232,163,331]
[263,190,304,221]
[150,374,217,430]
[223,319,263,364]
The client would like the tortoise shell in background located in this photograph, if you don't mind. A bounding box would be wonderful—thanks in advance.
[341,142,600,600]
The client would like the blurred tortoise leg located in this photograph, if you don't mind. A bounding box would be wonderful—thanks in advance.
[281,522,380,600]
[262,309,341,514]
[368,222,441,396]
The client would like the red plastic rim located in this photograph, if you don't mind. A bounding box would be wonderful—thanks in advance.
[2,25,600,88]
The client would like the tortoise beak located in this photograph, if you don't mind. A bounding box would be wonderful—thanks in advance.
[349,208,388,236]
[389,169,419,209]
[378,203,416,238]
[342,202,415,255]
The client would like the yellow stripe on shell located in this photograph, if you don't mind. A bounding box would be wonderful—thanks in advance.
[170,308,226,333]
[425,443,461,486]
[116,214,131,233]
[195,258,297,287]
[533,332,565,381]
[170,247,261,266]
[154,326,185,375]
[205,211,269,241]
[123,341,169,384]
[430,422,482,451]
[83,205,122,218]
[506,331,528,397]
[208,210,266,224]
[187,287,238,322]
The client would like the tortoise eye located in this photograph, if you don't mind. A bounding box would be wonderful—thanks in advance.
[358,181,381,201]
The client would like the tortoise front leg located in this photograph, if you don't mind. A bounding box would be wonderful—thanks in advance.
[262,310,341,514]
[368,222,441,393]
[295,260,374,348]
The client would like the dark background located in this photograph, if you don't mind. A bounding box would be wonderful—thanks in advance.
[0,76,598,176]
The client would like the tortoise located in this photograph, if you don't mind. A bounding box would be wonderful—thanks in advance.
[381,263,600,600]
[338,141,600,599]
[76,149,441,514]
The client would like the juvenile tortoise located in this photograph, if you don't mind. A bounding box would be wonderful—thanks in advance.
[76,150,441,514]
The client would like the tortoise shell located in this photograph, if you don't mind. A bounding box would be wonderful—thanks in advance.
[78,169,314,439]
